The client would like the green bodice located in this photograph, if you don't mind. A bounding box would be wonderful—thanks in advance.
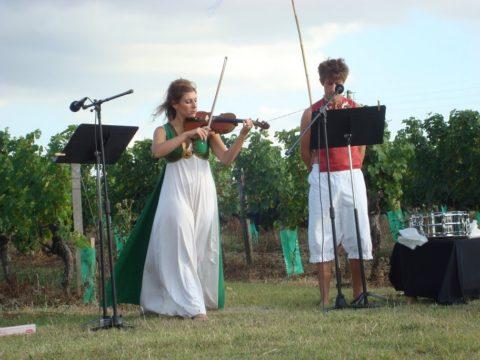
[163,122,209,162]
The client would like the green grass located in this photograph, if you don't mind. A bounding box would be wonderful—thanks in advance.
[1,281,480,359]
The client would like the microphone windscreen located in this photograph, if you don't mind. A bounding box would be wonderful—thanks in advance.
[69,97,87,112]
[69,101,80,112]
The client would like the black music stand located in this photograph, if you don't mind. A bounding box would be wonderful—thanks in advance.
[318,106,385,148]
[55,124,138,165]
[56,123,138,329]
[317,105,386,308]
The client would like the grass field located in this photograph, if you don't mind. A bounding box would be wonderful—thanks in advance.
[1,281,480,359]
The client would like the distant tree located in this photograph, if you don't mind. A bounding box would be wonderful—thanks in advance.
[44,126,81,294]
[0,128,75,294]
[395,110,480,210]
[364,124,415,211]
[209,136,239,222]
[394,117,436,209]
[0,129,14,283]
[235,131,285,230]
[441,110,480,209]
[107,138,165,218]
[275,127,309,229]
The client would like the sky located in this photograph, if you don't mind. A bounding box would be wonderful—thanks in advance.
[1,0,479,147]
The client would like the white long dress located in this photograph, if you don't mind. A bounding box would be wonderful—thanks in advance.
[140,155,221,317]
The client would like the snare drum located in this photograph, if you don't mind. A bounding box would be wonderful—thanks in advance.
[424,212,445,237]
[423,211,470,238]
[441,211,469,237]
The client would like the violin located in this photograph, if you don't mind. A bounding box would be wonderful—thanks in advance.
[184,111,270,135]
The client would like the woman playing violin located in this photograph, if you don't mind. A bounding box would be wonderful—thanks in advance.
[111,78,252,321]
[151,79,253,164]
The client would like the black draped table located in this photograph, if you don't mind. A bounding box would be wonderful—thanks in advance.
[389,237,480,304]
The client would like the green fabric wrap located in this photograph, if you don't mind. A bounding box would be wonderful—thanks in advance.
[249,223,259,245]
[280,228,304,276]
[387,209,405,242]
[80,247,96,304]
[217,232,225,309]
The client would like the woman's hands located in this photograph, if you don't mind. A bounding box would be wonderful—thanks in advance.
[183,126,211,141]
[239,118,253,137]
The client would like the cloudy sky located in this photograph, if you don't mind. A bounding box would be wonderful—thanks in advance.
[1,0,479,146]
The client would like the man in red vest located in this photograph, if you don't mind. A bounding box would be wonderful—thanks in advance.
[300,58,372,306]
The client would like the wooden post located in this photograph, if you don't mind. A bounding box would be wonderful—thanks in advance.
[237,168,253,266]
[71,163,83,295]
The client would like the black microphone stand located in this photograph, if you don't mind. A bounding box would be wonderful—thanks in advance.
[81,89,133,330]
[286,85,348,310]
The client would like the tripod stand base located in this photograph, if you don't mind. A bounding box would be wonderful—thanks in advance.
[320,293,349,313]
[334,293,348,309]
[350,292,386,309]
[87,315,133,331]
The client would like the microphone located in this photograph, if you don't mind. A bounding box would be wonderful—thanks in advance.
[69,97,88,112]
[335,84,344,95]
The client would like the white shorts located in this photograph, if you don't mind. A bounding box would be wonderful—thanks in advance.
[308,166,372,263]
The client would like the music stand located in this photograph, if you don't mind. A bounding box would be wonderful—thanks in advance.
[318,106,385,148]
[56,123,138,329]
[55,124,138,165]
[318,105,386,308]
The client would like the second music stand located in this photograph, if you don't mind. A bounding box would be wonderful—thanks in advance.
[315,105,386,308]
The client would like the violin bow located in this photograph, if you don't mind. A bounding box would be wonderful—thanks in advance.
[284,0,316,156]
[291,0,313,109]
[207,56,228,128]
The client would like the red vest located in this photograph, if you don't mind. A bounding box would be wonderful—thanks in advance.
[311,96,364,172]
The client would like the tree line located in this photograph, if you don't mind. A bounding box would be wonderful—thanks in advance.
[1,109,479,290]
